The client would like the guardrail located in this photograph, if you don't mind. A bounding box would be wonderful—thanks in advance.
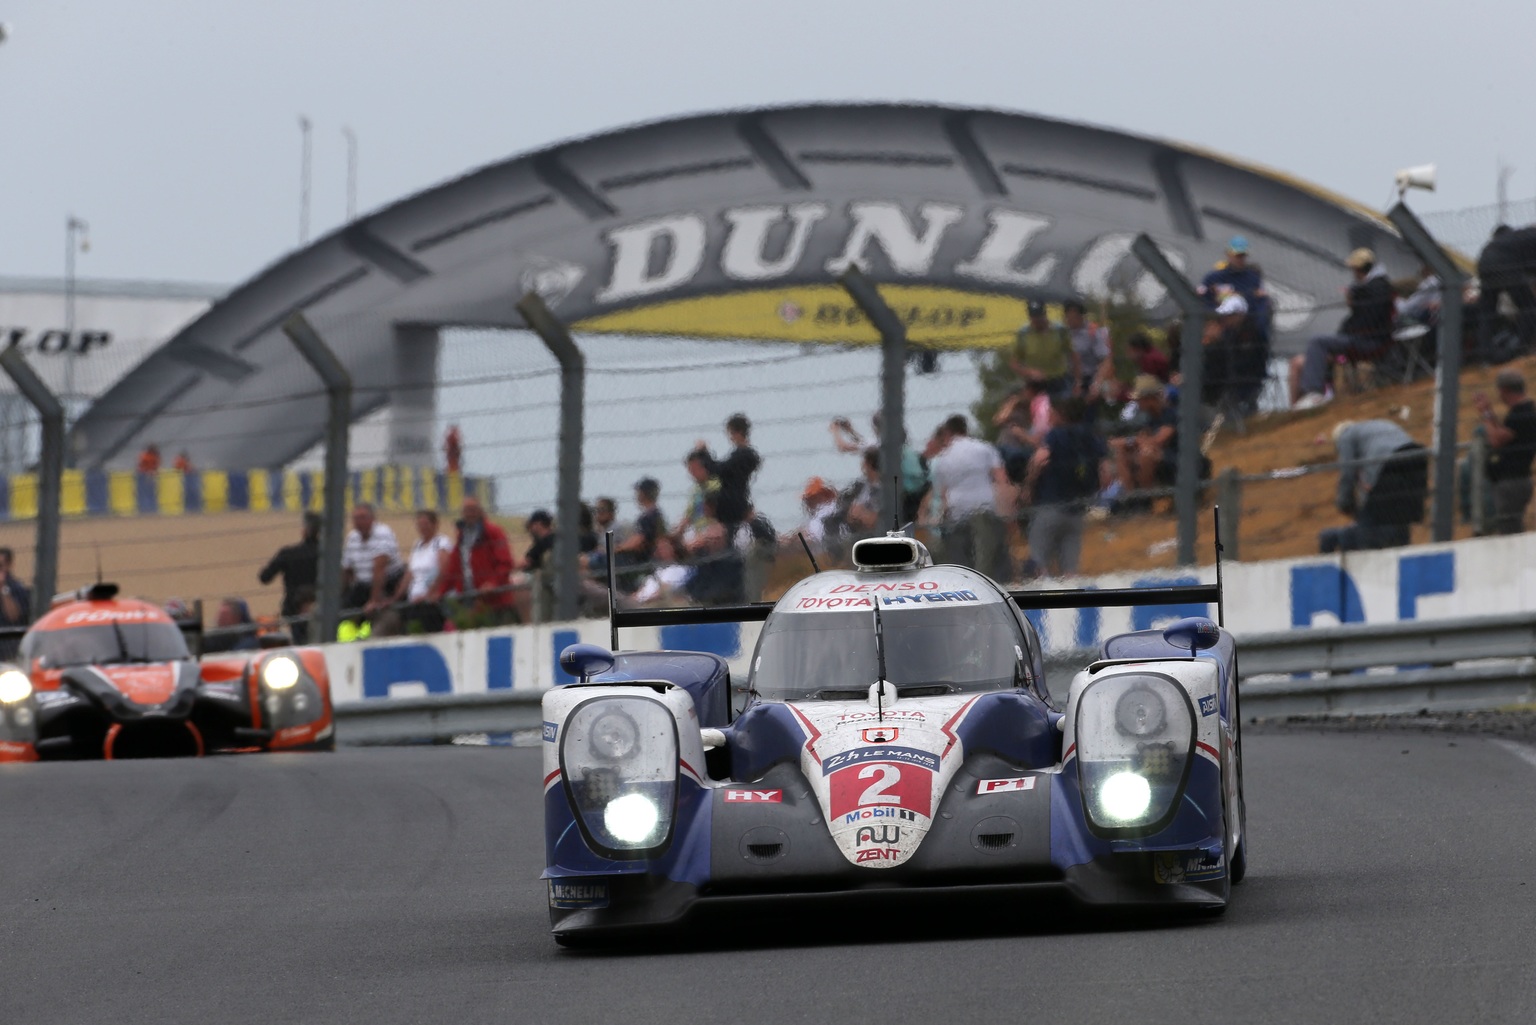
[331,612,1536,743]
[334,691,543,745]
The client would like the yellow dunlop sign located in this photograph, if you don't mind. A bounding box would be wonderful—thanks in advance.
[574,285,1045,350]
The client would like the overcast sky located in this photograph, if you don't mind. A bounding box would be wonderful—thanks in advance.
[3,0,1531,285]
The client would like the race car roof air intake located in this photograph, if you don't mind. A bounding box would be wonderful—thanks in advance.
[851,535,931,572]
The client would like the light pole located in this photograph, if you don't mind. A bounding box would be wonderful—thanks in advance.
[63,215,90,408]
[298,115,312,244]
[342,126,357,221]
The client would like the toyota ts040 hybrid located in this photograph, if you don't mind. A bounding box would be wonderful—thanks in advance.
[541,533,1247,943]
[0,584,334,761]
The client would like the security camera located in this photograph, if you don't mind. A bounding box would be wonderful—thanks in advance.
[1394,164,1436,197]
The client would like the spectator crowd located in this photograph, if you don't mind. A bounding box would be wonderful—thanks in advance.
[219,228,1536,637]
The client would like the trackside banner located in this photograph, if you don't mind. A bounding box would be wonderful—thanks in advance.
[316,532,1536,703]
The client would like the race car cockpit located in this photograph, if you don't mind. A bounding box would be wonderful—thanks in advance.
[749,598,1027,703]
[21,620,191,669]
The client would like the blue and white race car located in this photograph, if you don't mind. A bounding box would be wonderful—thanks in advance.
[542,533,1247,943]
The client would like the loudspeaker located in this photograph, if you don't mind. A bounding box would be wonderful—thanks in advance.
[1394,164,1437,194]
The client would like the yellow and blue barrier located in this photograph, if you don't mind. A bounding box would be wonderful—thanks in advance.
[0,466,494,520]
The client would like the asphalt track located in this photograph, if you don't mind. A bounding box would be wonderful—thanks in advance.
[5,730,1536,1025]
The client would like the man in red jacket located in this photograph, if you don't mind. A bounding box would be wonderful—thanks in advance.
[431,496,517,623]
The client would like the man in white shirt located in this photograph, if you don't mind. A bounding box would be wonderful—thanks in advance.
[341,502,404,613]
[928,414,1008,579]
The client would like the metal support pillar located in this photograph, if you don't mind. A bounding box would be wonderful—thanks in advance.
[1387,202,1467,543]
[1131,234,1208,566]
[282,314,352,643]
[0,347,63,609]
[1469,433,1488,536]
[838,266,907,533]
[516,292,584,623]
[1216,468,1242,562]
[388,324,440,467]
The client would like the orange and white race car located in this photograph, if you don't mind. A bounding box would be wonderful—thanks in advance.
[0,584,334,761]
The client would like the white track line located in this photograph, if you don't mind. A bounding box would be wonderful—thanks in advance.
[1490,738,1536,771]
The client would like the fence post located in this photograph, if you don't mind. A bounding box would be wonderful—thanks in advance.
[0,348,63,609]
[1469,432,1488,536]
[1130,234,1208,566]
[837,266,906,533]
[281,314,351,644]
[1386,202,1467,543]
[516,292,584,623]
[1216,468,1242,561]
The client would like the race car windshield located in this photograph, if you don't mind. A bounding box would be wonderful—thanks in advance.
[751,603,1023,702]
[22,622,190,668]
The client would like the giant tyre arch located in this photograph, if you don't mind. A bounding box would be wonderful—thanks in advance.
[72,103,1416,470]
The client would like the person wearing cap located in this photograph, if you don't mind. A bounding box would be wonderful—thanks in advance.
[1289,247,1397,409]
[1110,376,1181,496]
[798,476,841,550]
[1320,419,1426,552]
[1474,369,1536,534]
[1202,293,1270,413]
[1200,236,1272,334]
[1011,300,1081,400]
[521,509,556,571]
[432,496,516,621]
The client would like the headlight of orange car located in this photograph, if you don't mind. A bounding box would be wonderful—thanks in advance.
[261,656,300,690]
[0,669,32,704]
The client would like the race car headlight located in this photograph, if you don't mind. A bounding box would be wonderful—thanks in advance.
[0,669,32,704]
[262,656,300,690]
[589,708,640,762]
[560,696,678,856]
[1115,685,1167,736]
[603,792,661,844]
[1097,770,1153,822]
[1075,673,1195,833]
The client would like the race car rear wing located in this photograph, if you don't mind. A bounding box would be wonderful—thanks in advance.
[604,509,1227,648]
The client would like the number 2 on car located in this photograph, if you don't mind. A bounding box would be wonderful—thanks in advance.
[828,762,932,818]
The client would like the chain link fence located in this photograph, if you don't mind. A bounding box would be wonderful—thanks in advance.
[1,192,1534,638]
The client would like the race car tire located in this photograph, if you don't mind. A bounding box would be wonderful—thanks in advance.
[1230,752,1248,884]
[1229,660,1248,885]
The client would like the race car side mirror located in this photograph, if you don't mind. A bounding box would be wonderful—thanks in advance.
[1162,617,1221,656]
[559,643,616,683]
